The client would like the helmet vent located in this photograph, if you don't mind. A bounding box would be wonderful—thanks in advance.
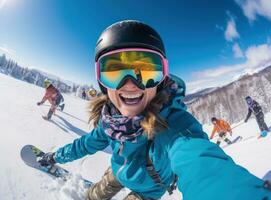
[149,34,161,42]
[96,38,103,46]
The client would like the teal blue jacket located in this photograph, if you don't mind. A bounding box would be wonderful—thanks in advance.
[54,78,271,199]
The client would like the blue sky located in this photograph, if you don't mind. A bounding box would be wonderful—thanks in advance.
[0,0,271,93]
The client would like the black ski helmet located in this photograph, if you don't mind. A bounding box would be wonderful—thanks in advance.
[95,20,166,93]
[245,96,252,101]
[245,96,252,104]
[95,20,166,61]
[211,117,217,122]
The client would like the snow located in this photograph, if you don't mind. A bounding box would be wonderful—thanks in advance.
[0,73,270,200]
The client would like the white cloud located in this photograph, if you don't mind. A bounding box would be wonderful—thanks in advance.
[235,0,271,22]
[0,0,8,9]
[225,18,240,41]
[187,42,271,92]
[245,43,271,66]
[186,79,211,88]
[193,43,271,79]
[192,64,244,79]
[232,43,244,58]
[186,78,222,94]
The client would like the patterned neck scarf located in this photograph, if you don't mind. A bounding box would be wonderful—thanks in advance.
[101,103,144,143]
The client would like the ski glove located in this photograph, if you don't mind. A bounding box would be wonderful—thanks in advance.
[37,102,42,106]
[38,152,56,166]
[263,180,271,191]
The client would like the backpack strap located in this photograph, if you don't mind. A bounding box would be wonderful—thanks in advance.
[146,140,178,195]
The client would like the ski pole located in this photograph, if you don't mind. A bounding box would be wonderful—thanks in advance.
[231,122,244,130]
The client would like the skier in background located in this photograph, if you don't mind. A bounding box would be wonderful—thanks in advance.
[88,88,97,99]
[37,79,65,120]
[82,90,87,100]
[244,96,269,137]
[209,117,233,146]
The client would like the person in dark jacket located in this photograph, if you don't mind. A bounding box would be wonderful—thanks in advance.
[37,79,65,119]
[244,96,269,135]
[82,90,87,99]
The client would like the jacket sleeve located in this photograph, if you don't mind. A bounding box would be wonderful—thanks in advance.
[41,89,51,103]
[168,131,270,199]
[210,127,216,139]
[255,101,262,113]
[54,124,109,164]
[245,108,252,121]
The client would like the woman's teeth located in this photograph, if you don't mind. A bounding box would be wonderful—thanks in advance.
[120,93,143,99]
[119,93,144,105]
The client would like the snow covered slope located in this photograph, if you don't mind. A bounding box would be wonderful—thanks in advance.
[0,73,270,200]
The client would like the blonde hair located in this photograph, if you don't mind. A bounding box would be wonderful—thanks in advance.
[88,77,174,139]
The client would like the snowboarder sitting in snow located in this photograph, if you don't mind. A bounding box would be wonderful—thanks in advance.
[209,117,233,146]
[37,79,65,120]
[37,20,271,200]
[244,96,269,137]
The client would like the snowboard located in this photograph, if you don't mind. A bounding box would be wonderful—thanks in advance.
[231,135,243,143]
[222,136,242,148]
[20,145,93,187]
[42,116,51,120]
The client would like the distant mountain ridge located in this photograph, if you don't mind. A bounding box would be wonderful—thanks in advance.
[185,66,271,124]
[184,87,218,104]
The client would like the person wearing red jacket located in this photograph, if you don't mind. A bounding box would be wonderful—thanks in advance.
[210,117,233,146]
[37,79,65,120]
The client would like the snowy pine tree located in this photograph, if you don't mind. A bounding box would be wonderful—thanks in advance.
[0,54,90,94]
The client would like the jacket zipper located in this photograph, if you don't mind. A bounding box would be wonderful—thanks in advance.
[116,142,127,178]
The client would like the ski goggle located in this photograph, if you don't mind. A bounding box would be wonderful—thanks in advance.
[95,48,168,90]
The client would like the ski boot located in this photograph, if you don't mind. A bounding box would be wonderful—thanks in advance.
[59,104,65,111]
[44,110,54,120]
